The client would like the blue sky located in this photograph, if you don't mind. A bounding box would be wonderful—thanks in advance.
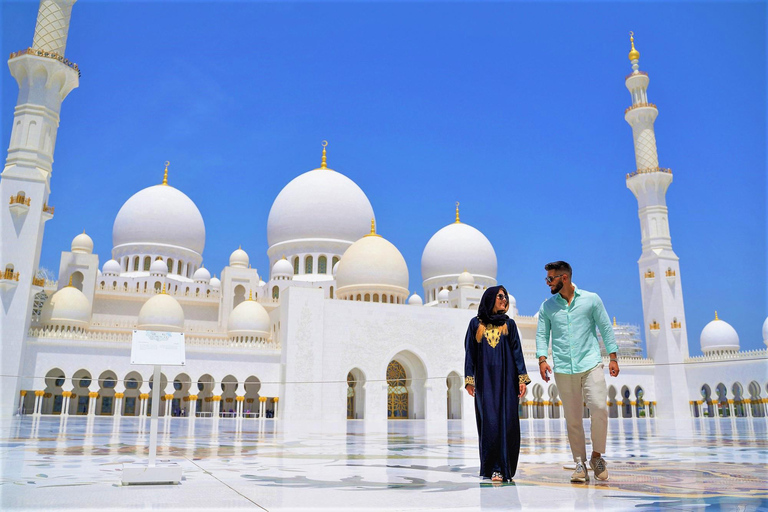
[2,1,766,355]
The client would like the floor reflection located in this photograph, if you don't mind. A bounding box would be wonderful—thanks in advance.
[1,416,766,511]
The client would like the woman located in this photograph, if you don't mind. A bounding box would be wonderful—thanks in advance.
[464,285,530,482]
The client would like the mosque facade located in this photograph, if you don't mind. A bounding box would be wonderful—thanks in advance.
[1,1,766,426]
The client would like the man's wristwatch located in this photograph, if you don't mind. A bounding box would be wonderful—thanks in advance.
[538,359,547,365]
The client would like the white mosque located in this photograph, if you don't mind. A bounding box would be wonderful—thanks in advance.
[1,1,766,428]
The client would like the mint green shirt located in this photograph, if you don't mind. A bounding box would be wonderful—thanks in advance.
[535,286,618,374]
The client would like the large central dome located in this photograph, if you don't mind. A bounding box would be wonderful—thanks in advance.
[267,168,374,250]
[113,184,206,256]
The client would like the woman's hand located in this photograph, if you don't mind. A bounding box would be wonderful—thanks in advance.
[518,382,527,399]
[465,384,475,397]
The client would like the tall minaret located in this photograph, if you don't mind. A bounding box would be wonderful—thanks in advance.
[0,0,79,416]
[623,33,690,420]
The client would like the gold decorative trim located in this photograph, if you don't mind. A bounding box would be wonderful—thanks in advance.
[519,374,531,385]
[465,376,475,387]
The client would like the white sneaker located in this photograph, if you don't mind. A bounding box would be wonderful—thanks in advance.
[570,457,589,483]
[589,456,608,481]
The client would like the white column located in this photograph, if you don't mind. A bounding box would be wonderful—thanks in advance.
[33,392,42,415]
[87,392,97,416]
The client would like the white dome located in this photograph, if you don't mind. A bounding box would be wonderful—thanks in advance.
[227,299,270,339]
[209,276,221,289]
[71,232,93,254]
[149,258,168,275]
[332,260,340,276]
[272,257,294,278]
[193,267,211,282]
[421,222,497,282]
[408,294,423,305]
[335,232,409,296]
[267,168,374,249]
[41,286,91,330]
[102,259,121,275]
[230,247,249,268]
[762,317,768,346]
[113,184,205,256]
[438,289,450,301]
[457,271,475,288]
[137,293,184,332]
[700,314,740,354]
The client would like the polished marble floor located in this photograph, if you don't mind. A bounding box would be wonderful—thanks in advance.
[1,415,766,511]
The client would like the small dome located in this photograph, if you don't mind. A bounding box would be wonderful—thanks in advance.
[41,286,91,330]
[102,259,121,275]
[230,247,249,268]
[150,258,168,275]
[137,293,184,332]
[438,289,450,302]
[700,313,739,354]
[272,257,294,279]
[227,299,270,339]
[209,276,221,289]
[457,271,475,288]
[335,230,409,300]
[193,267,211,282]
[332,260,340,276]
[408,294,423,305]
[71,232,93,254]
[763,317,768,346]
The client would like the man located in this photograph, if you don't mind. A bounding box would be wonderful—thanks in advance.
[536,261,619,482]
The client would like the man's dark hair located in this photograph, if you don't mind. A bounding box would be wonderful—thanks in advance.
[544,260,572,276]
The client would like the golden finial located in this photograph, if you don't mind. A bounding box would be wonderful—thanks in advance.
[68,275,73,287]
[455,202,460,223]
[365,218,380,237]
[321,140,328,170]
[161,283,166,294]
[714,311,719,321]
[613,316,617,327]
[281,254,286,260]
[248,290,253,301]
[162,161,170,185]
[628,31,640,61]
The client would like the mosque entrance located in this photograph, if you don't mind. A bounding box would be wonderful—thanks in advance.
[387,361,408,419]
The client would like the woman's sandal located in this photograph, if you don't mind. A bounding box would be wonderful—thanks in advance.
[491,472,503,482]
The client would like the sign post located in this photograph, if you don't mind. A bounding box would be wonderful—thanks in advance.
[122,330,185,485]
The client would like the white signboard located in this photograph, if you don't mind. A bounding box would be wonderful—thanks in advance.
[131,330,186,366]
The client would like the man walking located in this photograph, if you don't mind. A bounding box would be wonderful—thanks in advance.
[536,261,619,482]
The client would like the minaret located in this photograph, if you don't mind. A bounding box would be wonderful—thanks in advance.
[623,33,690,420]
[0,0,79,416]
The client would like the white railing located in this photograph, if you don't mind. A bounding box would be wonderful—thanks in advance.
[686,348,768,363]
[27,328,281,351]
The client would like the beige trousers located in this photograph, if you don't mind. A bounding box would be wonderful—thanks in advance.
[554,363,608,462]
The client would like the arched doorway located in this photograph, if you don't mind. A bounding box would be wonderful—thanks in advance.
[607,385,619,418]
[43,368,66,415]
[346,368,366,419]
[97,370,118,415]
[244,376,261,417]
[387,361,408,419]
[446,372,462,419]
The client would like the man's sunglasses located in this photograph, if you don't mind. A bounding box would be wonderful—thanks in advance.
[545,274,566,284]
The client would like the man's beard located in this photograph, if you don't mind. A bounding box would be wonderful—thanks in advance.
[550,282,563,295]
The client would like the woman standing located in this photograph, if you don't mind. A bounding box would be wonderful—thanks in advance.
[464,285,530,482]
